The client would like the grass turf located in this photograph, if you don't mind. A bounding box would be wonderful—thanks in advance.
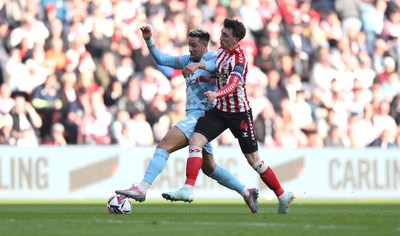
[0,199,399,236]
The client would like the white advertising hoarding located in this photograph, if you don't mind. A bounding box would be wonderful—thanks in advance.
[0,146,399,200]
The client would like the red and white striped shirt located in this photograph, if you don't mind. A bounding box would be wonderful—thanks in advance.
[215,44,252,113]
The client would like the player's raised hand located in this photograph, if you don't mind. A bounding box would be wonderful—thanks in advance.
[140,26,152,40]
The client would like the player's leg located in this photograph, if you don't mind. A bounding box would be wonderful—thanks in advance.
[161,132,207,203]
[115,126,188,202]
[183,108,227,188]
[162,108,226,201]
[245,151,294,213]
[229,109,294,214]
[201,147,259,213]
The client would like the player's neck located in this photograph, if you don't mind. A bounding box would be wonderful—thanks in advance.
[224,44,238,52]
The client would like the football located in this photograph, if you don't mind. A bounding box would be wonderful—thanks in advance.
[106,194,132,214]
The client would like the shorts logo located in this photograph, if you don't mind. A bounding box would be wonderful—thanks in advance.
[242,132,248,138]
[239,120,248,131]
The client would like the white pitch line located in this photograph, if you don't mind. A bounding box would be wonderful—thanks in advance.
[94,219,385,231]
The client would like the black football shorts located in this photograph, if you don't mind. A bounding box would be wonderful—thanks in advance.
[195,107,258,153]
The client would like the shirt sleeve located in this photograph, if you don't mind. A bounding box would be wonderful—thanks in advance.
[202,51,217,72]
[146,38,187,69]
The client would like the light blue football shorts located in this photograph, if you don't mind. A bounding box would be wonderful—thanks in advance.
[175,109,213,154]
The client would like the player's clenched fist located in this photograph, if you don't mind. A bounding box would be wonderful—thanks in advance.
[140,26,152,40]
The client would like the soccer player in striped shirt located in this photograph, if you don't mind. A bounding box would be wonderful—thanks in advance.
[162,19,294,214]
[115,25,259,213]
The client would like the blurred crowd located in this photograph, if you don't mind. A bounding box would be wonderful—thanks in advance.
[0,0,400,149]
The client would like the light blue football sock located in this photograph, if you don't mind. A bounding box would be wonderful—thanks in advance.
[143,148,169,184]
[208,165,245,193]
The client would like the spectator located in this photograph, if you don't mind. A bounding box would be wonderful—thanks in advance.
[42,122,67,146]
[307,10,328,50]
[255,22,289,73]
[58,72,80,143]
[377,56,397,84]
[290,90,315,132]
[309,46,337,91]
[353,51,376,90]
[360,0,386,54]
[284,21,312,81]
[355,103,378,147]
[0,82,14,115]
[307,87,329,127]
[94,51,117,89]
[0,114,16,145]
[248,84,275,146]
[42,1,66,22]
[371,38,390,74]
[129,111,154,146]
[44,37,67,73]
[266,69,288,114]
[140,66,171,105]
[381,72,400,101]
[117,74,146,118]
[372,101,398,138]
[367,128,397,148]
[334,0,363,36]
[111,109,133,145]
[199,0,219,22]
[85,11,112,62]
[324,125,350,147]
[382,8,400,42]
[279,54,296,84]
[31,73,63,141]
[7,91,42,146]
[45,18,68,51]
[347,79,371,115]
[26,54,49,90]
[284,73,304,102]
[320,11,343,48]
[103,79,123,111]
[0,18,10,71]
[79,103,112,145]
[3,48,33,93]
[273,97,308,148]
[116,56,134,85]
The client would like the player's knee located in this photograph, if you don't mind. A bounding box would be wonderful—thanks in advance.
[189,133,207,147]
[244,152,259,166]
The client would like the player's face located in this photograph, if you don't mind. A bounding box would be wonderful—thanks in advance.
[188,37,207,62]
[220,27,239,51]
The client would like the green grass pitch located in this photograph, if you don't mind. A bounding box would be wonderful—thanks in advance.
[0,199,399,236]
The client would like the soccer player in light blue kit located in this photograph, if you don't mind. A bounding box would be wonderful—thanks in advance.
[115,26,259,213]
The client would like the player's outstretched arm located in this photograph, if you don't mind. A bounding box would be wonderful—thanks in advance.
[139,25,184,69]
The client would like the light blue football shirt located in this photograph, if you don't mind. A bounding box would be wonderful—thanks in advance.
[146,39,216,112]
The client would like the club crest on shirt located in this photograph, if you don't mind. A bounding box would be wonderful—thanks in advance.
[216,72,229,81]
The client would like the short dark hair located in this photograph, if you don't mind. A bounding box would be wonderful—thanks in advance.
[223,18,246,40]
[188,29,210,43]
